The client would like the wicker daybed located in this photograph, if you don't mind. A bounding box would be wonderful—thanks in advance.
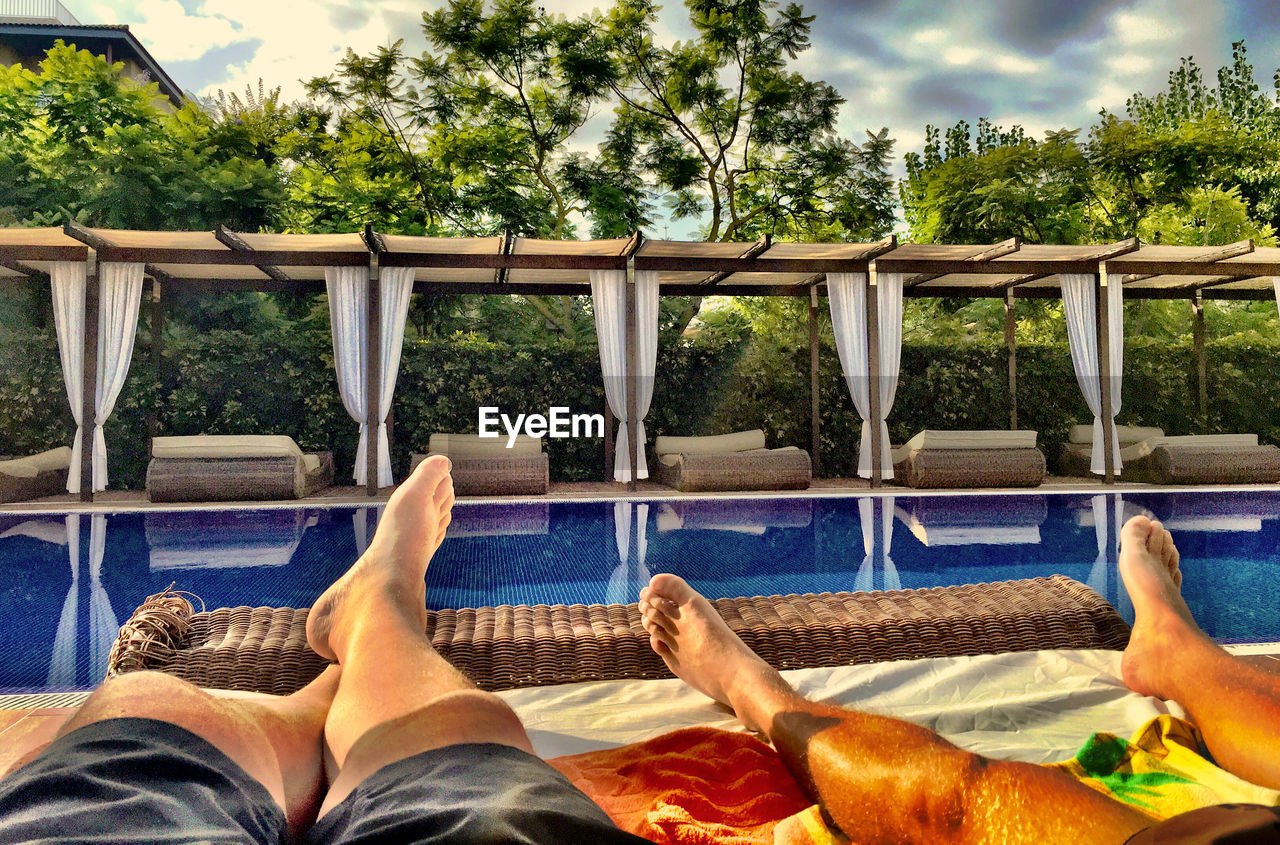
[653,430,811,493]
[1060,425,1280,485]
[146,435,333,503]
[890,430,1046,489]
[107,575,1129,696]
[410,433,549,496]
[0,447,71,503]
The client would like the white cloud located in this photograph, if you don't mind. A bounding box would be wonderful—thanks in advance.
[992,53,1042,76]
[200,0,429,100]
[912,28,947,46]
[1086,81,1131,113]
[1109,53,1155,75]
[944,46,980,66]
[87,0,241,62]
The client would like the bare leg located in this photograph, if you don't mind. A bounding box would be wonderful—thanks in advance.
[1119,515,1280,789]
[307,456,535,818]
[53,665,339,838]
[639,574,1150,844]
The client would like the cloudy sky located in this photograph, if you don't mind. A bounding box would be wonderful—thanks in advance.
[70,0,1280,233]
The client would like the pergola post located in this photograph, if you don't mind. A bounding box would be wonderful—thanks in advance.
[79,249,99,502]
[809,285,821,477]
[1004,288,1018,429]
[365,251,381,495]
[1095,265,1116,483]
[625,275,639,493]
[1191,290,1207,430]
[866,263,883,488]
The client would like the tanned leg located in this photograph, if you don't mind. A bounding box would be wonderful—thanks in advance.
[639,574,1151,844]
[1119,515,1280,790]
[52,664,340,839]
[307,455,535,818]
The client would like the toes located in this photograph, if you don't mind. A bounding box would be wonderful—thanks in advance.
[434,475,454,508]
[1120,515,1153,551]
[647,573,699,607]
[649,631,674,659]
[639,598,677,636]
[1146,519,1168,554]
[643,609,677,638]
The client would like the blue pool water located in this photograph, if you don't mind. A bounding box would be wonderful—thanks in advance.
[1,490,1277,694]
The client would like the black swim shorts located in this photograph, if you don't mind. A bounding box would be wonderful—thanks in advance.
[0,717,649,844]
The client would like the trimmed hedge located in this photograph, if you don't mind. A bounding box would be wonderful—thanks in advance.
[3,328,1279,487]
[712,335,1280,476]
[0,328,744,487]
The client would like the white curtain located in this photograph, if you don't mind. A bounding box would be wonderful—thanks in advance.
[46,515,78,687]
[326,266,414,487]
[92,263,145,491]
[591,269,658,481]
[1061,273,1124,474]
[855,496,900,592]
[827,272,904,478]
[608,501,650,604]
[51,262,85,493]
[87,514,116,681]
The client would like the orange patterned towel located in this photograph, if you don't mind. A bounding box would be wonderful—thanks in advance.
[549,726,822,844]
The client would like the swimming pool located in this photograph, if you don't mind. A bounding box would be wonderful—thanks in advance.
[1,489,1277,694]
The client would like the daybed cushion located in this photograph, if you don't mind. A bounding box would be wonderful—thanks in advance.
[1153,433,1258,449]
[0,447,72,477]
[892,429,1038,463]
[0,447,72,503]
[1068,424,1164,445]
[152,435,303,460]
[428,433,542,457]
[653,429,766,456]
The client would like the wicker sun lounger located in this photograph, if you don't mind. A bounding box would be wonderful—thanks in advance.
[409,453,549,496]
[1060,429,1280,485]
[108,575,1130,696]
[652,430,811,493]
[0,447,71,503]
[146,435,333,502]
[655,448,812,493]
[411,433,549,496]
[148,453,333,502]
[889,431,1046,489]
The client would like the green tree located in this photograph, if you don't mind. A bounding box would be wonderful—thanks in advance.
[902,122,1093,245]
[597,0,893,244]
[300,0,895,338]
[0,42,283,231]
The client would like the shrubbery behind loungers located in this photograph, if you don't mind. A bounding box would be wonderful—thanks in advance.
[1,326,1277,489]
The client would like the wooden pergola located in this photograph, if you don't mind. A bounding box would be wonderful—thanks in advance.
[2,226,1277,500]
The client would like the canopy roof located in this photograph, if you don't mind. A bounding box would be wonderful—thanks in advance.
[0,226,1276,300]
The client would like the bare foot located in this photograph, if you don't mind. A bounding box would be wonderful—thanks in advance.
[639,573,787,732]
[307,456,455,662]
[1119,516,1205,699]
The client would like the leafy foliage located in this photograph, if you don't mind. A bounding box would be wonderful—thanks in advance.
[0,43,283,231]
